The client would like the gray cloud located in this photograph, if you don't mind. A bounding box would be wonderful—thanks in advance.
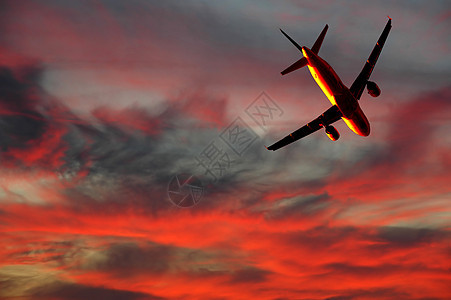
[81,242,173,275]
[227,267,271,284]
[0,265,163,300]
[1,2,450,298]
[376,226,451,247]
[323,287,410,300]
[0,65,48,151]
[30,281,161,300]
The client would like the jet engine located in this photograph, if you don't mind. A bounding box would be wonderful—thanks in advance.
[366,81,381,97]
[325,125,340,141]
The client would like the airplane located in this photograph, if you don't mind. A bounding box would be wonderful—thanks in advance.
[266,18,392,151]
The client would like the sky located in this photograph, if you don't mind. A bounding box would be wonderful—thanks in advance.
[0,0,450,299]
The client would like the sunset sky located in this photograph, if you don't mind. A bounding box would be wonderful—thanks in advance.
[1,1,450,299]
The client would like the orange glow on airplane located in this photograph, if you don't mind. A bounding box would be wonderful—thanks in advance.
[267,18,391,150]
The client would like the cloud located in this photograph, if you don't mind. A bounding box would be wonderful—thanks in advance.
[376,226,450,247]
[1,1,450,299]
[0,66,48,150]
[31,281,161,300]
[227,267,271,284]
[80,242,174,275]
[0,265,162,300]
[0,58,449,298]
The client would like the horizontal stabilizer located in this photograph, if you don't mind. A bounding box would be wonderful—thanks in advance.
[281,57,307,75]
[279,24,328,75]
[280,28,303,52]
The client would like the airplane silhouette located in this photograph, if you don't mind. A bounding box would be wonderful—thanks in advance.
[266,18,392,151]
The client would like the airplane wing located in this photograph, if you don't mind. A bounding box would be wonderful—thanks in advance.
[266,105,342,151]
[350,18,392,100]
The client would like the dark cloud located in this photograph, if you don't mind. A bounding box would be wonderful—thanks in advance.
[283,226,362,250]
[0,61,233,212]
[376,226,451,247]
[0,65,48,151]
[82,242,173,275]
[227,267,271,284]
[323,288,410,300]
[3,1,447,213]
[324,262,404,278]
[1,1,450,299]
[0,265,163,300]
[282,225,451,263]
[30,281,163,300]
[75,241,274,288]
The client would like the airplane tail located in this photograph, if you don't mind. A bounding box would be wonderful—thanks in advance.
[280,24,328,75]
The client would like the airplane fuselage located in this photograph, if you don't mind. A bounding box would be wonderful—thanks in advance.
[302,46,370,136]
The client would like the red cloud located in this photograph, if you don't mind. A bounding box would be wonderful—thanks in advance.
[1,1,450,299]
[0,195,450,299]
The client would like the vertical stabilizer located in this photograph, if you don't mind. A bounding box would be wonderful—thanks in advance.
[311,24,328,54]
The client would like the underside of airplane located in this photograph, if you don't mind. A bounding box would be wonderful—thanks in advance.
[267,18,392,151]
